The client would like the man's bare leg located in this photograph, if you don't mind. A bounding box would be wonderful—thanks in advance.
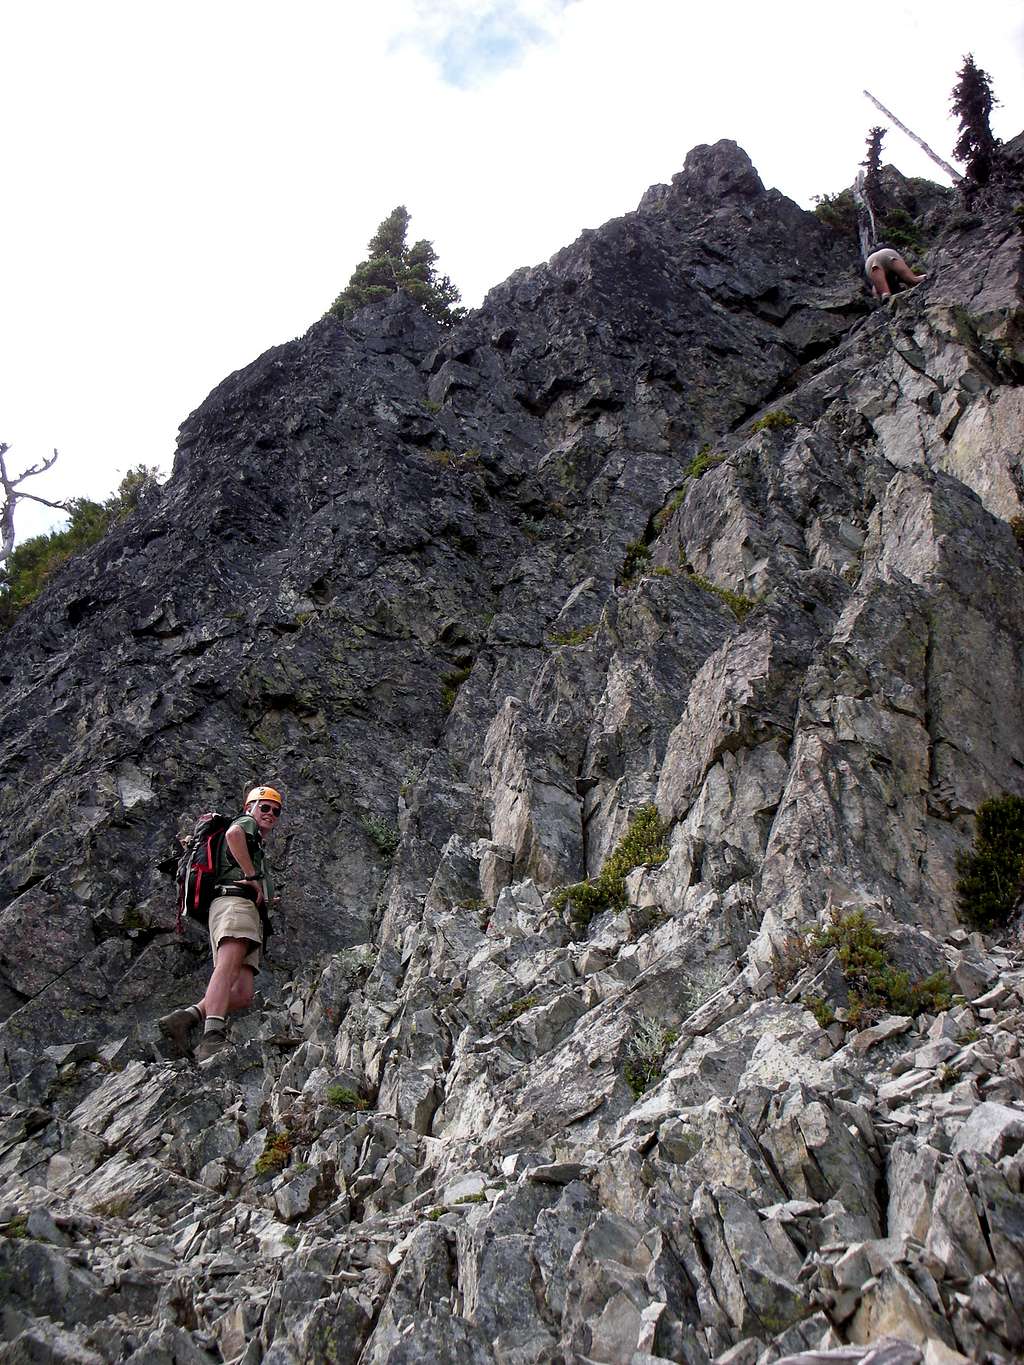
[188,970,254,1021]
[868,263,891,299]
[194,940,257,1062]
[201,938,253,1019]
[159,942,257,1056]
[891,258,926,286]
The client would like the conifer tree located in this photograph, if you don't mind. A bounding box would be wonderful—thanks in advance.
[862,126,885,203]
[327,206,464,326]
[951,54,1000,188]
[858,125,886,246]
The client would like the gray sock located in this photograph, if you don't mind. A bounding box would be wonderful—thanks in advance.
[204,1016,226,1035]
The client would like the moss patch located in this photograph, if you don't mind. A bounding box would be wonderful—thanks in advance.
[441,666,473,711]
[653,489,687,530]
[496,995,539,1026]
[547,624,598,647]
[686,573,757,621]
[684,446,725,479]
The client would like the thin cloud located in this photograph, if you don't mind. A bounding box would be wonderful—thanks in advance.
[396,0,574,88]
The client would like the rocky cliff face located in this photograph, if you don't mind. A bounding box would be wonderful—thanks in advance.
[1,139,1023,1364]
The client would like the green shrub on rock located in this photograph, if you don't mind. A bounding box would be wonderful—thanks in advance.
[955,795,1024,931]
[777,909,952,1031]
[254,1130,293,1177]
[620,539,652,585]
[359,813,400,856]
[553,804,668,929]
[684,446,725,480]
[750,410,796,435]
[686,573,757,622]
[812,188,858,234]
[624,1015,679,1097]
[324,1085,368,1111]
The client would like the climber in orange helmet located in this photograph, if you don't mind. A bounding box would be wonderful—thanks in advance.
[159,784,283,1063]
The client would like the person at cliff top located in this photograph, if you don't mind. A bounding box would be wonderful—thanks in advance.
[864,245,926,301]
[158,785,282,1064]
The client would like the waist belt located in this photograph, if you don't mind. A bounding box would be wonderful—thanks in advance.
[215,883,260,904]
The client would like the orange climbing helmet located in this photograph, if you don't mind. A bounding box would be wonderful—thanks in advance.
[245,785,283,808]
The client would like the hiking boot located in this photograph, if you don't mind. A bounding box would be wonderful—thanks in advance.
[158,1007,199,1055]
[195,1031,231,1064]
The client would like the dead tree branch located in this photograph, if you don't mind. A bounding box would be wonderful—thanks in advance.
[0,443,69,567]
[863,90,962,183]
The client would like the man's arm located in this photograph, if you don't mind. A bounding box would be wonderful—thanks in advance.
[225,823,264,905]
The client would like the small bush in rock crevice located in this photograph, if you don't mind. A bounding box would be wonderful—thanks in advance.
[684,446,726,480]
[359,813,400,856]
[955,795,1024,931]
[496,995,539,1026]
[679,962,732,1016]
[624,1015,679,1097]
[750,410,796,434]
[804,994,836,1029]
[620,539,652,584]
[552,804,669,930]
[654,489,687,531]
[776,909,953,1031]
[254,1130,294,1177]
[324,1085,368,1111]
[812,188,858,234]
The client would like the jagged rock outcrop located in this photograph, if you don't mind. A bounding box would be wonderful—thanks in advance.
[1,137,1023,1363]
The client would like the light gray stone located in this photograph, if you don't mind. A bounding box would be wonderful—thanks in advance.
[950,1101,1024,1160]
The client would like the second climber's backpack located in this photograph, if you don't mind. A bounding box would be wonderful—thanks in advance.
[175,812,232,933]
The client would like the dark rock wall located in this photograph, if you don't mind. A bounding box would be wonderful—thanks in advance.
[0,141,1021,1064]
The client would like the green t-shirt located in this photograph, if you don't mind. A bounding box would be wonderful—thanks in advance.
[215,814,275,908]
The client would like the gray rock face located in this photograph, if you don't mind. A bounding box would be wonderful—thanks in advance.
[1,136,1024,1362]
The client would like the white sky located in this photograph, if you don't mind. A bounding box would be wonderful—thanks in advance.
[3,0,1022,542]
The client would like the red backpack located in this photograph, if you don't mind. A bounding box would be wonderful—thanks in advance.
[175,812,232,933]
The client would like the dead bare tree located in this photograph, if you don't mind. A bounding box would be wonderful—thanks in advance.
[863,90,962,184]
[0,443,69,568]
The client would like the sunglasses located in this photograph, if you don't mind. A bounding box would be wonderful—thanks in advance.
[257,803,282,816]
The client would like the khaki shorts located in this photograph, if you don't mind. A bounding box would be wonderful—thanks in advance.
[864,247,900,275]
[208,896,263,972]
